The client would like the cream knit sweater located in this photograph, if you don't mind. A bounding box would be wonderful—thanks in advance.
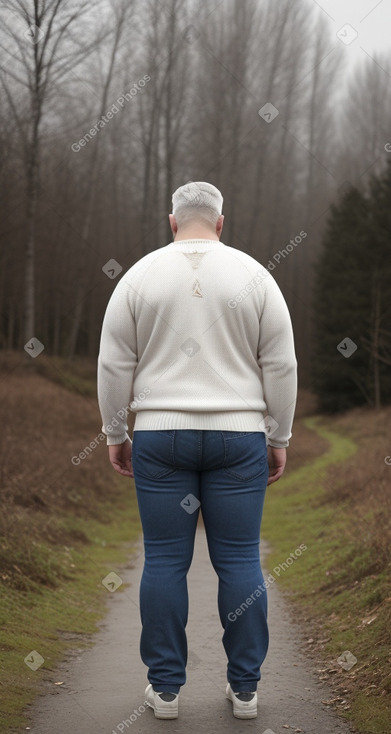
[97,239,297,448]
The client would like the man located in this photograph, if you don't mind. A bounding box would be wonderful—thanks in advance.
[97,181,297,720]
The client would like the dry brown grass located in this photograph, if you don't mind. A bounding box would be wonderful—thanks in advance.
[0,351,322,588]
[284,388,330,474]
[1,348,387,591]
[0,364,120,589]
[0,372,111,508]
[320,404,391,572]
[0,348,98,396]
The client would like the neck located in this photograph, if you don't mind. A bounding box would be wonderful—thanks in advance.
[174,229,219,241]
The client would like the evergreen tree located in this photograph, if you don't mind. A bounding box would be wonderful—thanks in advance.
[311,161,391,412]
[364,160,391,408]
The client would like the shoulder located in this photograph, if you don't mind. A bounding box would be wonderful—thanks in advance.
[121,244,173,285]
[219,243,269,273]
[219,243,280,293]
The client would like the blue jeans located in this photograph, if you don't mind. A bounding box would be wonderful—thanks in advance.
[131,429,269,694]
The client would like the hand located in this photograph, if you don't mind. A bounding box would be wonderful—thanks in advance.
[108,438,134,477]
[267,446,286,485]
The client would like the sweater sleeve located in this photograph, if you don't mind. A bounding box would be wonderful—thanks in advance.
[97,277,137,445]
[257,274,297,448]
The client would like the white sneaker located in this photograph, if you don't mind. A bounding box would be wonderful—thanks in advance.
[145,683,179,719]
[226,682,257,718]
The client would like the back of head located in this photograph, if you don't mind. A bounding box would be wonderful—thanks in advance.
[172,181,223,229]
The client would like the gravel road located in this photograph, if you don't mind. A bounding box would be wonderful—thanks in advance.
[27,522,355,734]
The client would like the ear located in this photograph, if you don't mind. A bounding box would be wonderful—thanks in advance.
[169,213,178,236]
[216,214,224,238]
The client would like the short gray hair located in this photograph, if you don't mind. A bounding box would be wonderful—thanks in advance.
[172,181,223,227]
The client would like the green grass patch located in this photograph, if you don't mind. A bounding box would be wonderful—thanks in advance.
[262,415,391,734]
[0,482,142,733]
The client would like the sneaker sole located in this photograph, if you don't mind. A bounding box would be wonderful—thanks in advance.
[226,683,257,719]
[145,684,179,719]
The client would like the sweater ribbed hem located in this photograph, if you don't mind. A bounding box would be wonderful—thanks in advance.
[133,410,266,432]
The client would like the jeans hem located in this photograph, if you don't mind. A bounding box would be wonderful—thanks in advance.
[228,681,259,691]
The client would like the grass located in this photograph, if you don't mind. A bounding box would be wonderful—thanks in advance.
[0,352,142,731]
[0,489,142,732]
[262,409,391,734]
[1,355,390,733]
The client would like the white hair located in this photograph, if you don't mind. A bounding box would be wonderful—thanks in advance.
[172,181,223,228]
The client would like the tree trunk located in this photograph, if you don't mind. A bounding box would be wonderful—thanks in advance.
[24,117,40,345]
[66,5,129,359]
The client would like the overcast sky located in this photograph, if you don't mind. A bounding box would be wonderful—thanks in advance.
[313,0,391,65]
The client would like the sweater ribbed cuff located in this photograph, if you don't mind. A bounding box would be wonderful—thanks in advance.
[106,432,132,446]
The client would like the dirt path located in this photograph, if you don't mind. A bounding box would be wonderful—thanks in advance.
[28,523,354,734]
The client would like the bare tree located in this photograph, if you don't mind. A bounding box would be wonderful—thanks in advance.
[336,52,391,187]
[0,0,106,345]
[133,0,193,249]
[66,0,137,359]
[0,0,390,387]
[295,14,343,381]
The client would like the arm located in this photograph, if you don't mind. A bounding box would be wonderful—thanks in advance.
[257,273,297,460]
[97,276,137,472]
